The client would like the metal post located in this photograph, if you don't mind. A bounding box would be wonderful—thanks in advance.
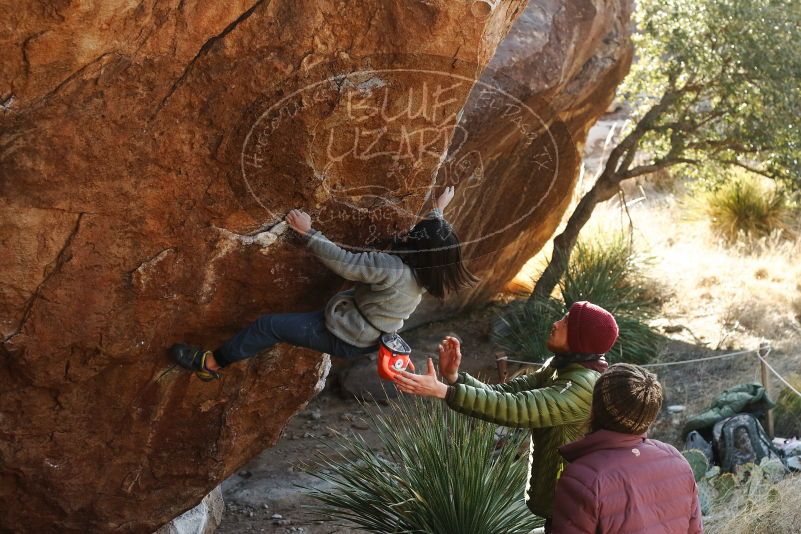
[496,353,509,383]
[758,342,774,438]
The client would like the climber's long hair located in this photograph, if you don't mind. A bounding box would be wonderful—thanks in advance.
[391,217,479,299]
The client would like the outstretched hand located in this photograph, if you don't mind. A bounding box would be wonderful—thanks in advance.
[434,186,455,211]
[286,209,312,234]
[394,358,449,399]
[438,336,462,384]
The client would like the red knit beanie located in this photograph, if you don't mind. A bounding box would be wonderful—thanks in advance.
[567,301,619,354]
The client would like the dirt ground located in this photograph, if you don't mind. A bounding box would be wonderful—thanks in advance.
[217,304,505,534]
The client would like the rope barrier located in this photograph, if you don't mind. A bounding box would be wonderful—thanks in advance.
[641,348,758,368]
[757,353,801,399]
[496,347,758,369]
[497,345,801,399]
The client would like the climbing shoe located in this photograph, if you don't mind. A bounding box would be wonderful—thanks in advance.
[170,343,221,382]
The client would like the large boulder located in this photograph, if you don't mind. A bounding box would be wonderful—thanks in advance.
[1,1,533,532]
[413,0,635,321]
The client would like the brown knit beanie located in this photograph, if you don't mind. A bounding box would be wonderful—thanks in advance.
[591,363,663,434]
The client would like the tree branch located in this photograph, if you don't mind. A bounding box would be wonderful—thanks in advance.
[623,158,698,179]
[608,89,683,175]
[717,159,779,180]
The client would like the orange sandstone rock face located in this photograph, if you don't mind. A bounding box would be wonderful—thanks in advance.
[414,0,635,321]
[0,1,528,532]
[0,0,632,531]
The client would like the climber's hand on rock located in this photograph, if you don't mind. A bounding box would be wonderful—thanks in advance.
[434,186,455,211]
[286,209,312,234]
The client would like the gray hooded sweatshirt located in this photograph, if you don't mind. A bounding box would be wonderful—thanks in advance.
[304,209,440,347]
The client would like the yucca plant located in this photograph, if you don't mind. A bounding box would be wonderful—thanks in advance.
[305,396,542,533]
[493,297,566,363]
[563,235,662,363]
[495,232,662,364]
[561,234,655,313]
[698,173,796,243]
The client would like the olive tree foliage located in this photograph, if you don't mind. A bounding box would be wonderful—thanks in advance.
[532,0,801,300]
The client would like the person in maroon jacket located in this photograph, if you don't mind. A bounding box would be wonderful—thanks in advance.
[552,363,703,533]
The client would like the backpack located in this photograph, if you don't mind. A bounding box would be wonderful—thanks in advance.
[712,413,783,472]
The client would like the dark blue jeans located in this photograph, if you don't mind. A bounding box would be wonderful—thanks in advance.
[214,310,377,367]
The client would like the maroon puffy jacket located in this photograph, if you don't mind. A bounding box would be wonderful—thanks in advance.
[551,429,702,533]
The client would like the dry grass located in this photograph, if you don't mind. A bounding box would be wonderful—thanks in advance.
[596,193,801,353]
[514,187,801,353]
[508,177,801,446]
[705,475,801,534]
[595,188,801,444]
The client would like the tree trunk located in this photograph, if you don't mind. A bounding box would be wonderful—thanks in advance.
[530,88,681,301]
[530,170,623,301]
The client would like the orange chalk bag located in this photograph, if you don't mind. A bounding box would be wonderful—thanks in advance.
[377,332,413,381]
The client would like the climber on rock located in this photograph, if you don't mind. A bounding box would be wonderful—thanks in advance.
[171,186,477,381]
[393,301,617,533]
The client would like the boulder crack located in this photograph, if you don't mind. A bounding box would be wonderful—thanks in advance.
[150,0,272,119]
[31,53,115,109]
[3,213,84,344]
[21,30,49,78]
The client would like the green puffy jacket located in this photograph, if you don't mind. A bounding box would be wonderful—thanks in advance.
[445,358,604,519]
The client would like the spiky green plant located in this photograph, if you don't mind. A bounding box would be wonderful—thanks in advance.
[697,173,796,243]
[736,463,768,498]
[734,463,758,486]
[705,466,721,479]
[497,232,663,364]
[305,396,542,533]
[492,298,566,363]
[767,487,781,504]
[562,234,664,363]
